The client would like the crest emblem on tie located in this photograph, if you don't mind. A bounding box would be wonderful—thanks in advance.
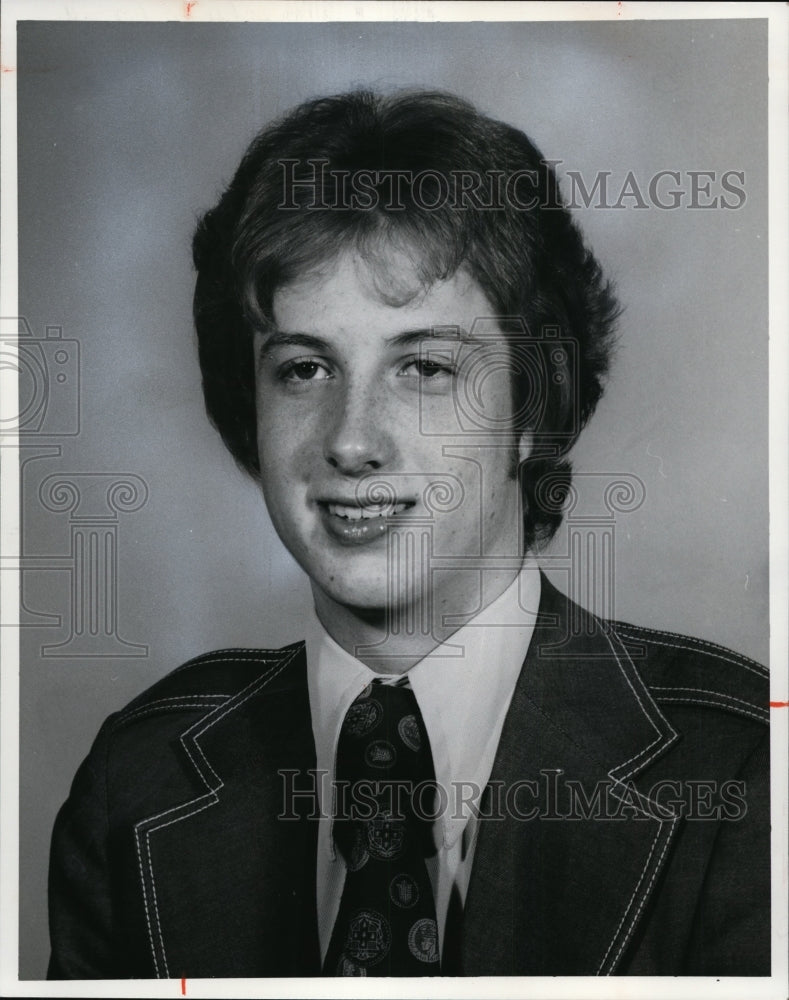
[345,909,391,965]
[344,698,382,738]
[397,713,422,751]
[364,739,396,768]
[367,812,405,859]
[390,873,420,908]
[336,956,367,976]
[408,917,439,963]
[345,824,369,872]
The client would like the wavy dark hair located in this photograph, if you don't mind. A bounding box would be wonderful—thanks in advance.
[192,89,619,550]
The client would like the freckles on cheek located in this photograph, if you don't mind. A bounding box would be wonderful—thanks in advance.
[258,418,317,478]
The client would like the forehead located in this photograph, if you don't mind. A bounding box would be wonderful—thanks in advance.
[271,252,496,336]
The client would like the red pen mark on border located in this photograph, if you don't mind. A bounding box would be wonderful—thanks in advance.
[769,701,789,708]
[2,65,16,73]
[185,1,197,16]
[181,976,186,995]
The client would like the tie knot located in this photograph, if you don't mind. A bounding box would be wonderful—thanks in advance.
[337,681,434,786]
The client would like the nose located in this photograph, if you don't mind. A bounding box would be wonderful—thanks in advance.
[323,380,396,475]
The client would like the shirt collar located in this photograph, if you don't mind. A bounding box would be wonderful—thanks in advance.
[306,560,541,851]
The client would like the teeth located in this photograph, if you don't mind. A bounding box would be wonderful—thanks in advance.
[327,502,408,521]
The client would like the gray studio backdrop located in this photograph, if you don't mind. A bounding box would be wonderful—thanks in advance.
[16,18,768,978]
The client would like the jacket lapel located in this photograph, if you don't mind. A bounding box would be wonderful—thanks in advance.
[134,644,321,978]
[462,576,681,975]
[133,578,682,978]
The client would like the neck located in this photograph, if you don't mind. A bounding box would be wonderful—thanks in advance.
[311,564,524,674]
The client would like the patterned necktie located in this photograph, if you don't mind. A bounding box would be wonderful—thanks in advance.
[323,679,441,976]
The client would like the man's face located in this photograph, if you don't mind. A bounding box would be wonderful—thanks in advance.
[253,251,530,631]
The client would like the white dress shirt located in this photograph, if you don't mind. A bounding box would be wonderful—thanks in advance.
[305,560,541,962]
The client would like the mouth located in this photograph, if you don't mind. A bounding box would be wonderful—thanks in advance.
[325,501,414,521]
[317,498,417,545]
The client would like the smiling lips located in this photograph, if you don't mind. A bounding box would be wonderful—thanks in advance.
[326,501,412,521]
[319,498,416,545]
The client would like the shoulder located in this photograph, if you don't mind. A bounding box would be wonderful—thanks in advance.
[539,574,769,730]
[538,574,770,782]
[59,641,308,816]
[603,614,769,792]
[607,617,769,728]
[106,640,306,738]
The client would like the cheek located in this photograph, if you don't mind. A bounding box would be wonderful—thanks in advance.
[256,397,318,464]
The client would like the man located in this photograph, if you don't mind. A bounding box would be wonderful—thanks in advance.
[48,90,770,978]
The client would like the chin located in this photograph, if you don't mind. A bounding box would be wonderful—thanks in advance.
[314,569,429,617]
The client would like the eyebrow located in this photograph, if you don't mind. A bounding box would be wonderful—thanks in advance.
[258,332,329,353]
[388,327,476,346]
[258,326,478,353]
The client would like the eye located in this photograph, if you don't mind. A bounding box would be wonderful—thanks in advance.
[279,359,332,382]
[400,357,456,379]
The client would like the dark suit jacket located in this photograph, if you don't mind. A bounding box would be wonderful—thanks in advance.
[48,576,770,978]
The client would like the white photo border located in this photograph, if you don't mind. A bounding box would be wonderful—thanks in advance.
[1,2,786,998]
